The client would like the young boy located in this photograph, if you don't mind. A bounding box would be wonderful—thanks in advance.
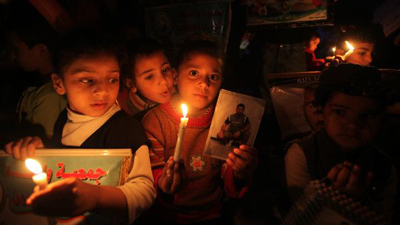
[285,64,397,222]
[141,40,258,224]
[4,29,156,224]
[304,34,326,71]
[336,28,374,66]
[118,38,175,119]
[5,11,67,138]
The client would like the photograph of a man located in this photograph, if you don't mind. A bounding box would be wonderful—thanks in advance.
[217,103,251,146]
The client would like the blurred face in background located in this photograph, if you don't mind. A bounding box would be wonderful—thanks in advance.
[345,42,374,66]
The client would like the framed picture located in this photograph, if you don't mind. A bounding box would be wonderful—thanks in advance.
[203,89,265,160]
[243,0,334,28]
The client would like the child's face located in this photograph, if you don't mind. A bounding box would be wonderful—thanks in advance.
[303,89,324,131]
[177,53,222,110]
[323,92,381,151]
[345,42,373,66]
[309,37,320,52]
[6,33,40,72]
[53,54,120,117]
[129,51,174,104]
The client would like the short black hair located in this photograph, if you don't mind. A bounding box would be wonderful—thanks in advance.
[337,27,375,50]
[121,38,167,81]
[4,10,58,51]
[315,64,388,108]
[53,29,125,77]
[237,103,245,109]
[175,38,225,73]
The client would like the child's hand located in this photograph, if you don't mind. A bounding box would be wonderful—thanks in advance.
[26,178,98,217]
[5,136,44,160]
[158,157,186,194]
[227,145,258,180]
[328,161,374,198]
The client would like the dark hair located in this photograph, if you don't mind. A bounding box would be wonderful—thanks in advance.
[4,12,58,51]
[237,103,245,109]
[315,64,388,108]
[305,33,321,48]
[337,27,375,50]
[175,38,225,72]
[121,38,167,81]
[53,29,125,77]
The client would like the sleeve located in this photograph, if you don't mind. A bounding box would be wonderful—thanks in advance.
[141,110,167,188]
[31,90,67,137]
[285,143,312,201]
[117,145,156,224]
[221,163,251,198]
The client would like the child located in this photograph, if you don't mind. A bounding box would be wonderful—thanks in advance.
[5,10,67,138]
[118,38,175,119]
[4,29,156,224]
[285,64,397,222]
[336,28,374,66]
[141,40,258,224]
[304,34,326,71]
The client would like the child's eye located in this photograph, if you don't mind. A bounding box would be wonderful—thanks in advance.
[162,66,171,74]
[332,109,345,116]
[360,112,379,120]
[209,74,220,81]
[80,78,94,84]
[109,78,119,84]
[145,74,154,80]
[189,70,199,77]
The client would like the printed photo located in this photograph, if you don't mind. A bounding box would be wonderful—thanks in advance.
[204,89,266,160]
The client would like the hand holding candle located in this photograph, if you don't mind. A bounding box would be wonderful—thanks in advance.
[174,104,188,162]
[25,158,47,190]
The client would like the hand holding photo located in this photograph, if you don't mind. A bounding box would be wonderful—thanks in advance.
[204,89,265,160]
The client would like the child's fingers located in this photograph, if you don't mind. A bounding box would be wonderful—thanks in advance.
[171,162,181,193]
[328,164,343,182]
[335,166,351,187]
[11,138,24,160]
[4,141,14,155]
[347,165,361,186]
[20,136,34,160]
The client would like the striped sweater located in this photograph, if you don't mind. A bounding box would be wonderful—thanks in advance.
[141,100,248,224]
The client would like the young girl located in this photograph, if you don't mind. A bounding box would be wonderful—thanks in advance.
[118,38,175,119]
[141,39,258,224]
[285,64,397,222]
[5,29,156,224]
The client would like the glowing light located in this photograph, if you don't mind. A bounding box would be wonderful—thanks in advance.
[345,41,354,51]
[25,158,43,174]
[181,104,188,118]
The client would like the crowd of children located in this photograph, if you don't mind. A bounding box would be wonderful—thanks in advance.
[2,26,399,225]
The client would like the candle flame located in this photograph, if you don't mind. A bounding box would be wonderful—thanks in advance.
[25,158,43,174]
[181,104,188,118]
[332,47,336,53]
[345,41,354,51]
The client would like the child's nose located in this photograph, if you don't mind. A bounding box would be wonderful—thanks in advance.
[93,81,109,96]
[198,76,210,89]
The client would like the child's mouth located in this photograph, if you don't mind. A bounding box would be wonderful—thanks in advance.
[91,102,107,109]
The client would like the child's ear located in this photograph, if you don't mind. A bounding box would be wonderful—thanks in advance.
[51,73,66,95]
[35,44,50,56]
[125,78,137,93]
[173,69,178,85]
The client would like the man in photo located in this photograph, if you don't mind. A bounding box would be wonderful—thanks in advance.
[217,103,251,146]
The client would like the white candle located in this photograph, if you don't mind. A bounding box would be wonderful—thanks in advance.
[342,41,354,60]
[25,158,47,190]
[332,46,336,56]
[174,104,188,162]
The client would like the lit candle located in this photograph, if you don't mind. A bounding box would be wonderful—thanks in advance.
[173,104,188,162]
[332,46,336,56]
[342,41,354,60]
[25,158,47,190]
